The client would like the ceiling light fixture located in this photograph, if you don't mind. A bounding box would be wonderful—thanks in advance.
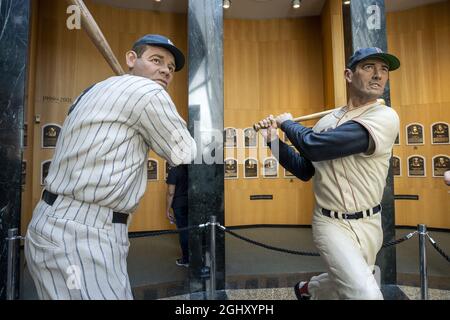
[223,0,231,9]
[344,1,351,5]
[292,0,301,9]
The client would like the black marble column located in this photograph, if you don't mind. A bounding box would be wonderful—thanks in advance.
[345,0,396,285]
[0,0,31,299]
[187,0,225,299]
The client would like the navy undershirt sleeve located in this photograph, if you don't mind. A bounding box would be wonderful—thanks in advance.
[269,140,315,181]
[280,120,370,162]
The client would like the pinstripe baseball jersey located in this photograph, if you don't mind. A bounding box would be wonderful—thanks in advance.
[311,100,399,214]
[45,74,196,217]
[25,74,196,299]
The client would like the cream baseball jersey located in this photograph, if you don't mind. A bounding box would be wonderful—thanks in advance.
[311,100,399,213]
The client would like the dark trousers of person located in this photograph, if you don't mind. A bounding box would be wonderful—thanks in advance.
[173,206,189,262]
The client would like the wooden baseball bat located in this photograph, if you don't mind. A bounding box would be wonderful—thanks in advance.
[68,0,125,75]
[253,98,385,131]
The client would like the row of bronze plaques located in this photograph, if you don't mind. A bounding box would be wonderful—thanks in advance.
[22,154,449,187]
[23,122,449,149]
[149,158,283,180]
[152,158,287,179]
[23,124,61,148]
[395,122,449,145]
[30,159,173,185]
[392,155,449,177]
[149,158,285,180]
[27,157,285,186]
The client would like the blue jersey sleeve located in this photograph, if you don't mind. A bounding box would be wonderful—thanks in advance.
[269,140,315,181]
[280,120,370,162]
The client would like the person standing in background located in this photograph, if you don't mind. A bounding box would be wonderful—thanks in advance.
[166,164,189,267]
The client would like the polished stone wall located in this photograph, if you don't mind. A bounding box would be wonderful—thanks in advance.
[187,0,225,299]
[347,0,397,285]
[0,0,30,299]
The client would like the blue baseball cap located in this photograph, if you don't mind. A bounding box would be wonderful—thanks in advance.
[347,47,400,71]
[133,34,185,71]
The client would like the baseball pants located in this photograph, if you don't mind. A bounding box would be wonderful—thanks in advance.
[24,199,133,300]
[308,207,384,300]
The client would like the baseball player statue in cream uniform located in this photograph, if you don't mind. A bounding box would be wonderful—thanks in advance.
[257,47,400,299]
[25,35,196,299]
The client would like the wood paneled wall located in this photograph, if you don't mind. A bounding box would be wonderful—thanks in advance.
[320,0,347,108]
[387,1,450,228]
[22,0,188,233]
[224,17,325,226]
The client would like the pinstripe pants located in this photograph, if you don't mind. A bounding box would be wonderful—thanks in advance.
[24,199,133,300]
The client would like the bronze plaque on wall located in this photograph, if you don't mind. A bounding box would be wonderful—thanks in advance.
[41,161,51,185]
[392,156,401,176]
[431,123,449,144]
[244,128,257,148]
[408,156,425,177]
[406,124,424,145]
[225,158,238,179]
[263,158,278,178]
[42,124,61,148]
[147,159,158,181]
[244,158,258,178]
[432,155,449,177]
[224,127,237,148]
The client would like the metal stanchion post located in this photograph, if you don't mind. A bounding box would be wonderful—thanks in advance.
[418,224,428,300]
[209,216,216,300]
[7,228,19,300]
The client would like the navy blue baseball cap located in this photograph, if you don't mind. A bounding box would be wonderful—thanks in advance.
[133,34,185,72]
[347,47,400,71]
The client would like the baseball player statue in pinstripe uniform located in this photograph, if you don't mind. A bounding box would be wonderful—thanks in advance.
[25,34,196,300]
[257,47,401,299]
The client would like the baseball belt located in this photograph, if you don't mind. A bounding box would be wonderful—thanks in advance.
[321,204,381,220]
[42,190,129,224]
